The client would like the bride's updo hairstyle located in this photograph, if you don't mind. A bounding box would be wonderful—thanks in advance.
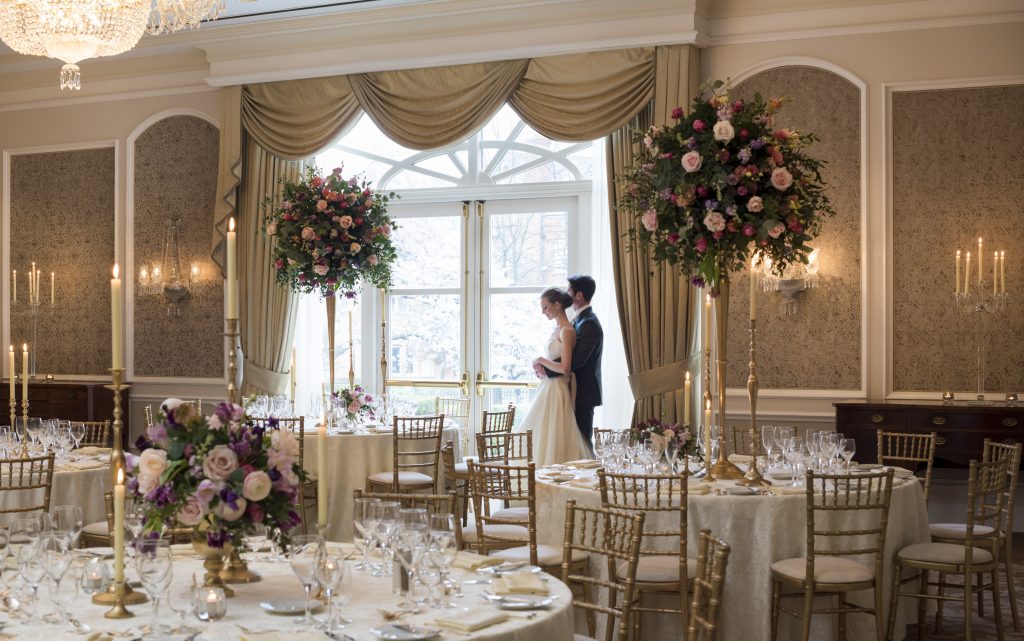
[541,287,573,311]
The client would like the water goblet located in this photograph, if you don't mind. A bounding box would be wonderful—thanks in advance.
[15,532,45,623]
[136,538,173,636]
[352,497,379,571]
[288,534,322,628]
[840,438,856,472]
[51,505,83,551]
[315,554,348,631]
[69,423,86,450]
[373,501,401,578]
[428,514,458,605]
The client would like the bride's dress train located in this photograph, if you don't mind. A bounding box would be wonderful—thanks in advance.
[515,330,592,467]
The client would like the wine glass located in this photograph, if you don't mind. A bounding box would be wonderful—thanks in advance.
[288,534,322,628]
[840,438,856,472]
[760,426,776,472]
[352,497,379,571]
[14,520,45,623]
[41,533,80,630]
[315,554,348,631]
[51,505,83,551]
[372,501,401,578]
[136,538,173,635]
[429,513,458,604]
[70,423,86,450]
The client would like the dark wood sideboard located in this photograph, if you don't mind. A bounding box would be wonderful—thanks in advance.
[835,401,1024,471]
[0,381,129,449]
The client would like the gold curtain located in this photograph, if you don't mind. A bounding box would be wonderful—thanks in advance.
[609,45,701,424]
[237,134,303,395]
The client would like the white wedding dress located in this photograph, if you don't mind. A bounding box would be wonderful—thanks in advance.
[516,329,593,467]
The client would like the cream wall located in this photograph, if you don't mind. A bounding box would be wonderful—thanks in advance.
[702,21,1024,426]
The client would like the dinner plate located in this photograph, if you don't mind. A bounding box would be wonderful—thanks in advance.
[259,598,324,615]
[370,624,442,640]
[478,563,542,576]
[884,466,916,479]
[482,593,557,610]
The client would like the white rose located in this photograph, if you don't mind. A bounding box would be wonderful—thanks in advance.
[747,196,764,213]
[771,167,794,191]
[713,120,735,143]
[242,471,272,502]
[138,449,168,480]
[703,211,726,233]
[641,209,658,232]
[680,151,703,173]
[215,498,247,522]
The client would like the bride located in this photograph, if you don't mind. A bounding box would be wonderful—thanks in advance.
[515,287,592,466]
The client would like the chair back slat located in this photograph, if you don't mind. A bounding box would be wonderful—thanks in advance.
[876,430,937,502]
[983,439,1022,527]
[434,397,470,419]
[481,405,516,436]
[966,458,1011,551]
[476,430,532,465]
[561,500,645,641]
[0,453,56,515]
[687,529,731,641]
[728,425,760,457]
[250,416,306,468]
[79,421,111,447]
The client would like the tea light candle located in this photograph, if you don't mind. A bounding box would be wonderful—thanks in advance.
[194,586,227,621]
[81,557,110,594]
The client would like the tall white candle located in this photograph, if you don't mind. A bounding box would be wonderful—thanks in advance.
[964,252,971,295]
[11,270,15,303]
[703,397,712,467]
[955,250,961,294]
[113,467,125,584]
[1001,251,1006,293]
[111,265,123,370]
[8,346,14,409]
[30,262,35,304]
[994,251,999,296]
[290,345,297,403]
[317,414,328,529]
[21,344,28,404]
[749,257,757,321]
[703,294,711,353]
[226,217,238,320]
[684,371,691,427]
[978,238,983,285]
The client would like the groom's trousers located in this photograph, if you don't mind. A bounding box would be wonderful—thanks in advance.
[574,401,594,444]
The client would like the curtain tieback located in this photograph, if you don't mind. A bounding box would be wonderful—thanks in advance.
[628,362,688,400]
[243,358,289,395]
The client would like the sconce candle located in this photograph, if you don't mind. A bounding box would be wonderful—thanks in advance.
[977,238,983,285]
[955,250,961,295]
[1001,251,1006,292]
[994,251,999,296]
[226,217,238,321]
[964,252,971,295]
[110,265,123,369]
[50,272,54,306]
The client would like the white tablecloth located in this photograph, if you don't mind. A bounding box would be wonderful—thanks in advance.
[535,466,931,641]
[303,427,461,541]
[0,454,111,528]
[4,544,574,641]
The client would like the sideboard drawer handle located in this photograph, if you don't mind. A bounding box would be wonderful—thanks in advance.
[931,416,946,426]
[870,414,884,423]
[935,437,947,446]
[1003,418,1018,428]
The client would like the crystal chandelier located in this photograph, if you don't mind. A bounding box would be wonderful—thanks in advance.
[0,0,229,90]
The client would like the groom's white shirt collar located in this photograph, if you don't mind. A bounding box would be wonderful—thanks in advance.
[573,304,592,317]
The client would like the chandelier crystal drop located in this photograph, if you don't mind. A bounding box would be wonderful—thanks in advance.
[0,0,230,90]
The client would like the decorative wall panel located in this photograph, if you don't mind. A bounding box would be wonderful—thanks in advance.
[892,85,1024,393]
[724,67,862,390]
[133,115,222,378]
[10,148,116,376]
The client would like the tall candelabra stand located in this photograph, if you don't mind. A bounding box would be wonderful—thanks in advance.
[8,392,16,451]
[737,319,770,487]
[380,290,389,417]
[225,319,239,405]
[93,367,146,613]
[12,299,48,378]
[954,280,1008,403]
[701,344,713,480]
[708,282,745,481]
[18,389,29,457]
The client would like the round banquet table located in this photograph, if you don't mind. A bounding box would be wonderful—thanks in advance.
[534,465,931,641]
[3,543,574,641]
[302,426,461,542]
[0,451,111,528]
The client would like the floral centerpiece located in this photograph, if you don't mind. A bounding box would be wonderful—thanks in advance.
[631,418,699,458]
[331,385,376,423]
[621,80,834,290]
[129,398,307,549]
[265,166,397,298]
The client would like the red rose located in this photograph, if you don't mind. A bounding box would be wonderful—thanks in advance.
[671,107,684,119]
[668,233,681,246]
[355,218,363,225]
[694,236,707,252]
[742,224,755,237]
[739,129,749,140]
[693,119,705,132]
[712,230,724,239]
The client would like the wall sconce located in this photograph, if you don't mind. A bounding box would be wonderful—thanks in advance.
[760,250,821,315]
[137,218,213,317]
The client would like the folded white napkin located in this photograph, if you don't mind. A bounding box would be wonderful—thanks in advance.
[565,459,602,469]
[76,446,111,457]
[688,483,711,495]
[435,609,510,633]
[62,459,107,471]
[492,572,549,595]
[540,472,575,483]
[568,477,598,489]
[768,484,806,495]
[452,550,503,571]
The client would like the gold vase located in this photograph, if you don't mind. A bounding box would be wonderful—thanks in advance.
[709,280,745,481]
[192,531,236,597]
[220,547,261,584]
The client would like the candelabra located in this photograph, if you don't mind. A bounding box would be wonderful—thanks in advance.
[954,281,1008,404]
[19,388,29,457]
[737,319,770,487]
[225,319,239,405]
[12,299,48,378]
[380,289,389,417]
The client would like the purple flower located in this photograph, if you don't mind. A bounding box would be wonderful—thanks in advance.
[146,483,177,508]
[220,487,241,511]
[750,139,764,150]
[134,434,152,451]
[268,468,282,482]
[146,422,168,446]
[690,276,706,288]
[737,148,752,163]
[229,440,251,459]
[206,528,230,549]
[704,200,719,211]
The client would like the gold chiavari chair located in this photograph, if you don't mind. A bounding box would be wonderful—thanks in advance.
[79,420,111,447]
[143,404,154,428]
[367,415,445,493]
[80,490,114,548]
[250,416,315,534]
[876,430,937,503]
[441,441,471,526]
[354,488,462,547]
[475,430,533,517]
[435,396,471,457]
[481,405,516,436]
[728,424,760,457]
[562,499,645,641]
[599,469,691,637]
[770,469,894,641]
[686,529,732,641]
[0,453,56,517]
[887,458,1009,641]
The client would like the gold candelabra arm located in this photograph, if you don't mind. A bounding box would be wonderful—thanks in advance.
[709,281,744,481]
[380,290,388,402]
[225,319,239,405]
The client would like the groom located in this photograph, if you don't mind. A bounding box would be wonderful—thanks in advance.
[535,275,604,446]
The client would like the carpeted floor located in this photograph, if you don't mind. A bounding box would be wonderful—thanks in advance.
[900,563,1024,640]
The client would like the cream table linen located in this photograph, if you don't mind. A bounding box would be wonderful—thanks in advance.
[4,550,573,641]
[0,455,110,528]
[535,468,931,641]
[302,427,461,541]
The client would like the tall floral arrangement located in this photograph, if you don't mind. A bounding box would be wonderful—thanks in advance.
[265,166,398,298]
[622,80,834,291]
[630,418,699,457]
[331,385,375,422]
[129,399,307,548]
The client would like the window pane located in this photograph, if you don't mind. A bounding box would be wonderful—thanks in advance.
[487,387,535,428]
[489,211,568,287]
[488,292,547,381]
[392,216,461,289]
[390,294,461,379]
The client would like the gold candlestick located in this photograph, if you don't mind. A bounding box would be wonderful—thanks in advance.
[737,319,770,487]
[709,281,744,481]
[702,350,713,480]
[20,382,30,457]
[348,325,355,391]
[380,289,388,405]
[94,367,146,610]
[225,319,239,405]
[8,392,15,444]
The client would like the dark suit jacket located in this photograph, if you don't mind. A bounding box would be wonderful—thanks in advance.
[544,307,603,407]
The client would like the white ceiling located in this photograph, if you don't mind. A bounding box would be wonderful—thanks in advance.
[216,0,419,23]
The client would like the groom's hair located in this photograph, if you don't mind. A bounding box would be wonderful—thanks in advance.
[568,274,596,302]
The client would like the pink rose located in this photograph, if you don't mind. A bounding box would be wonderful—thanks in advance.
[382,225,392,237]
[712,120,735,142]
[313,263,329,276]
[667,233,680,246]
[176,496,204,527]
[767,222,786,238]
[680,151,703,173]
[641,209,658,232]
[703,211,726,233]
[281,201,292,211]
[693,119,705,132]
[301,227,316,241]
[742,224,756,237]
[771,167,793,191]
[316,199,328,211]
[266,221,277,236]
[348,401,361,414]
[747,196,764,213]
[339,215,353,229]
[215,498,247,522]
[367,255,379,266]
[242,471,272,502]
[695,236,708,253]
[202,445,238,481]
[311,177,323,188]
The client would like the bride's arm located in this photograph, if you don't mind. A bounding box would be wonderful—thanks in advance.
[535,328,576,375]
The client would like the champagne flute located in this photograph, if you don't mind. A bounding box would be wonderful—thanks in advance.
[429,513,458,604]
[288,534,321,627]
[70,422,86,450]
